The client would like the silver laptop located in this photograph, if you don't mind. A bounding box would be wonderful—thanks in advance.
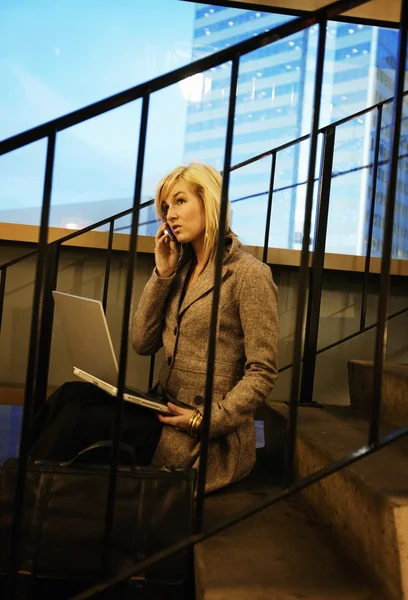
[52,291,173,414]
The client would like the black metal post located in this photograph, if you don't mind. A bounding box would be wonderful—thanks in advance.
[6,131,56,598]
[360,105,383,331]
[194,56,240,534]
[0,268,7,334]
[102,219,115,313]
[102,94,150,573]
[33,242,60,414]
[285,19,327,485]
[148,354,156,390]
[369,0,408,446]
[262,153,277,264]
[300,127,336,404]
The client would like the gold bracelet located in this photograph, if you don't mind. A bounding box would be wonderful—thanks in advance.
[188,410,203,439]
[188,412,198,438]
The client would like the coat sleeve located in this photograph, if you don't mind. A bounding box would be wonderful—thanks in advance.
[204,260,278,439]
[132,269,175,356]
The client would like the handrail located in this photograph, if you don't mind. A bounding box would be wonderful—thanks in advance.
[115,145,408,232]
[9,0,408,595]
[231,90,408,174]
[2,89,407,271]
[278,304,408,373]
[2,87,407,371]
[1,145,407,268]
[0,0,368,158]
[369,0,408,445]
[77,9,408,578]
[9,0,407,595]
[0,249,39,271]
[1,106,407,375]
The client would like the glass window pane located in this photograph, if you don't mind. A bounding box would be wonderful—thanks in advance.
[0,140,47,225]
[0,2,407,258]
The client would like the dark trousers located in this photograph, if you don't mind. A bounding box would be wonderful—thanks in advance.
[29,381,163,465]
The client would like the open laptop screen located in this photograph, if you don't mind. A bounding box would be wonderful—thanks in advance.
[52,291,119,386]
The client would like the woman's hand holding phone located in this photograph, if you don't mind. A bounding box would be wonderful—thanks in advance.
[154,223,179,278]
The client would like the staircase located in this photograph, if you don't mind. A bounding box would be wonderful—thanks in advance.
[195,458,381,600]
[1,0,408,597]
[194,358,408,599]
[348,360,408,431]
[262,362,408,600]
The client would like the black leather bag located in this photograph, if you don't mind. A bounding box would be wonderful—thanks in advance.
[0,442,196,585]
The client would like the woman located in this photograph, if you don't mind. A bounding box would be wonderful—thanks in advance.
[30,162,278,494]
[132,162,278,492]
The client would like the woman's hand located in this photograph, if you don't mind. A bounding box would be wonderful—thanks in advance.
[157,402,195,432]
[154,223,179,279]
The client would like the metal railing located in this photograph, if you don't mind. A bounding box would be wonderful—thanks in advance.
[2,88,407,389]
[1,0,408,596]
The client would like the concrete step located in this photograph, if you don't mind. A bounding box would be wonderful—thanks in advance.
[348,360,408,429]
[195,460,380,600]
[264,402,408,600]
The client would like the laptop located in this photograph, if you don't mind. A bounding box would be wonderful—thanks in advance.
[52,291,175,414]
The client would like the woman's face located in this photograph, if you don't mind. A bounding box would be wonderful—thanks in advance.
[162,179,206,247]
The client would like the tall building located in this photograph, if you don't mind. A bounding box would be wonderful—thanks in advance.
[183,5,308,248]
[316,22,408,259]
[367,28,408,259]
[184,5,408,258]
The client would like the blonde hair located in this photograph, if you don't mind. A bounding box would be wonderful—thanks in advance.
[155,162,233,265]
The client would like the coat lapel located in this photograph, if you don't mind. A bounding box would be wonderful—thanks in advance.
[179,262,233,316]
[177,236,239,317]
[179,261,215,316]
[170,262,191,316]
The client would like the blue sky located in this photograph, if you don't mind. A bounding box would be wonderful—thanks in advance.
[0,0,202,225]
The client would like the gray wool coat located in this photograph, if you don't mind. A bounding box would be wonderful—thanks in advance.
[132,236,278,493]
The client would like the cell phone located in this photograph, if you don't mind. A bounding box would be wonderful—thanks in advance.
[164,223,177,241]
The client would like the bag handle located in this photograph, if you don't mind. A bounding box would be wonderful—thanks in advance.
[59,440,136,467]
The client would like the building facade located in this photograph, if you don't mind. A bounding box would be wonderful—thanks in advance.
[183,5,408,258]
